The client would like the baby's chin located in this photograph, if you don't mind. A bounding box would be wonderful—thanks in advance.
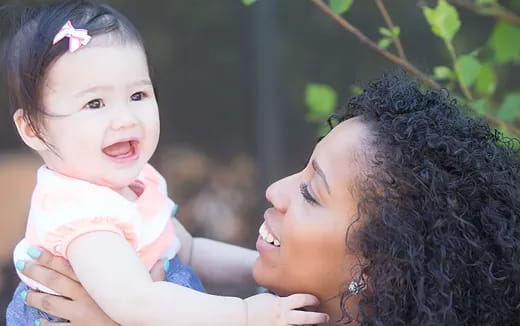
[85,168,140,188]
[93,175,139,190]
[95,163,146,187]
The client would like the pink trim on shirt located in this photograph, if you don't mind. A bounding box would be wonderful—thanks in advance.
[14,163,180,295]
[45,216,139,258]
[139,219,175,269]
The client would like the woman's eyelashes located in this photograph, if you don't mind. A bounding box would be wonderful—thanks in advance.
[300,183,320,206]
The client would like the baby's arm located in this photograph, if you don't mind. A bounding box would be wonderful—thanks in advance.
[68,231,327,326]
[68,231,245,326]
[173,218,258,289]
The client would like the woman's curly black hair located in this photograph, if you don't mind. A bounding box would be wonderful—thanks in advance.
[331,71,520,325]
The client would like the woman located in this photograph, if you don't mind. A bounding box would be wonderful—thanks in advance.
[15,72,520,325]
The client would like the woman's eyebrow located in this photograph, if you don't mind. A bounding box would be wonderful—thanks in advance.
[312,159,331,194]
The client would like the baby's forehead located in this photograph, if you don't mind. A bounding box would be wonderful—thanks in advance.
[87,31,139,48]
[42,44,150,98]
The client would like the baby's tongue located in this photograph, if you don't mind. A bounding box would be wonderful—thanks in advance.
[103,141,131,157]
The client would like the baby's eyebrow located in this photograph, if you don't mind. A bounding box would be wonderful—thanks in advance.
[312,159,331,194]
[74,85,113,98]
[74,80,152,98]
[128,79,152,88]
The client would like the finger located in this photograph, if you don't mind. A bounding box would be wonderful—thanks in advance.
[20,261,85,299]
[26,291,75,321]
[150,259,167,282]
[38,319,70,326]
[286,310,330,325]
[284,293,321,309]
[32,248,78,282]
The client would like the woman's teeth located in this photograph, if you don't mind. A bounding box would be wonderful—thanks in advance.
[259,222,280,247]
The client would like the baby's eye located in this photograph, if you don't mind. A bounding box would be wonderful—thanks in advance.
[84,99,105,110]
[131,91,146,101]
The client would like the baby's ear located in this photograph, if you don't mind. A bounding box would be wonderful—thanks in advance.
[13,109,47,152]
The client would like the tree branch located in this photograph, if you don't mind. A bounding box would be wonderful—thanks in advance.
[447,0,520,25]
[374,0,407,60]
[309,0,520,138]
[444,40,473,100]
[309,0,439,89]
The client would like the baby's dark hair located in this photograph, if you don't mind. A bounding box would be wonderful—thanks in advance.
[332,71,520,325]
[3,0,145,145]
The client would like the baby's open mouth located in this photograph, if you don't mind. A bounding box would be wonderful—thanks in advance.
[103,140,138,159]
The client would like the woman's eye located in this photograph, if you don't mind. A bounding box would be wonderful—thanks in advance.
[131,91,146,101]
[300,183,319,206]
[84,99,105,110]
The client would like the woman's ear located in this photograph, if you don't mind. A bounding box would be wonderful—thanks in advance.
[13,109,47,152]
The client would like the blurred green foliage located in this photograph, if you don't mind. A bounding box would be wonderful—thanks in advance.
[245,0,520,141]
[329,0,354,15]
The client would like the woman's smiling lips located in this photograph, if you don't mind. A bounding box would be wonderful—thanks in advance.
[256,210,281,252]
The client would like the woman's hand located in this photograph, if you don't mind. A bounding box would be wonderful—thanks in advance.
[19,248,166,325]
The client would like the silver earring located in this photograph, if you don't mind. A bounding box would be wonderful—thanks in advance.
[348,277,365,295]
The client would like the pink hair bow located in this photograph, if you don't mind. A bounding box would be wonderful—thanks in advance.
[52,20,92,53]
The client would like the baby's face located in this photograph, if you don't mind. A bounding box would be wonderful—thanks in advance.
[38,38,160,189]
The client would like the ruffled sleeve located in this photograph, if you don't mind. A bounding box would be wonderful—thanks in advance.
[28,167,141,259]
[44,216,139,257]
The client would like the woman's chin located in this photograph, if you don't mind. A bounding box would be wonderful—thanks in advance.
[253,263,294,296]
[253,262,280,293]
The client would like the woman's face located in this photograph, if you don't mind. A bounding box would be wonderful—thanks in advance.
[253,117,372,300]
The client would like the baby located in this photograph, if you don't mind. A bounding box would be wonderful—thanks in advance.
[4,1,328,325]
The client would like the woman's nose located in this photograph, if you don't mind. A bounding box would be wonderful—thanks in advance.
[265,176,293,214]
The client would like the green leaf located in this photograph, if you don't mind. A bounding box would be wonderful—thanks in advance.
[350,85,363,95]
[242,0,256,5]
[497,93,520,121]
[489,22,520,63]
[305,84,338,118]
[470,98,493,115]
[433,66,454,80]
[329,0,354,14]
[379,27,392,37]
[378,38,392,49]
[423,0,461,42]
[475,65,497,96]
[392,26,401,37]
[455,55,482,87]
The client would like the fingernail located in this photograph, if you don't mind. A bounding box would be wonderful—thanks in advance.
[15,260,26,272]
[171,204,179,216]
[27,247,41,259]
[34,319,41,326]
[20,290,28,301]
[163,258,170,272]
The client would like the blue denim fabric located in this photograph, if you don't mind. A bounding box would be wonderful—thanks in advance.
[6,256,205,325]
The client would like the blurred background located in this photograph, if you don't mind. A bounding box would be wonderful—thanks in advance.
[0,0,518,321]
